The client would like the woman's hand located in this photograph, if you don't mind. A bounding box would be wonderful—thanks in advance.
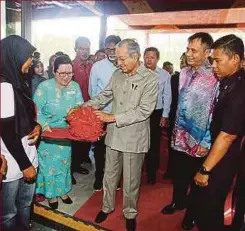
[0,154,7,176]
[28,124,42,145]
[22,165,37,182]
[43,125,52,133]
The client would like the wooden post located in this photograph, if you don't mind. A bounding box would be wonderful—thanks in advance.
[21,0,32,42]
[1,0,6,39]
[99,15,107,49]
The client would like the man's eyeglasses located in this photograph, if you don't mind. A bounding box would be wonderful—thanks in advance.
[56,71,74,78]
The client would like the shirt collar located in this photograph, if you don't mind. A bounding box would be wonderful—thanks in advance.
[187,60,212,77]
[220,68,244,88]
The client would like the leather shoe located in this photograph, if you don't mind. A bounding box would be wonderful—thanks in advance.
[181,211,195,230]
[181,219,195,230]
[161,203,185,214]
[95,211,109,223]
[74,166,89,175]
[126,218,136,231]
[60,196,73,204]
[48,201,58,210]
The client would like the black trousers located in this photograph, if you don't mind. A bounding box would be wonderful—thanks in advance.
[172,151,205,207]
[71,141,91,173]
[192,139,242,231]
[165,123,175,177]
[94,136,106,183]
[146,109,163,180]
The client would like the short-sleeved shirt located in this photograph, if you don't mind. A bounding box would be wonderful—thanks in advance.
[211,69,245,142]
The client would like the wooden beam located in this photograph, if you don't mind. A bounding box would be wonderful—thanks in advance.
[117,8,245,26]
[76,1,103,16]
[122,0,153,14]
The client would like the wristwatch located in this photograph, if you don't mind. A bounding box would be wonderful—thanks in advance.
[198,166,211,175]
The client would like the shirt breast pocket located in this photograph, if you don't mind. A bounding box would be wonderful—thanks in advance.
[129,88,141,108]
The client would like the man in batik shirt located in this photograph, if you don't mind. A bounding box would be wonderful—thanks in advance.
[161,32,218,230]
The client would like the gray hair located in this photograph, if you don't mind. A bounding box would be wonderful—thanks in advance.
[117,39,141,56]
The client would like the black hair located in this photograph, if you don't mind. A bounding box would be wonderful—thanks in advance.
[95,49,106,56]
[33,51,40,60]
[53,55,72,73]
[144,47,160,59]
[163,61,173,68]
[211,34,244,60]
[55,51,64,56]
[29,59,44,76]
[105,35,121,47]
[188,32,213,49]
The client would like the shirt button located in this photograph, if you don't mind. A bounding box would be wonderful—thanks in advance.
[123,91,126,94]
[120,102,123,105]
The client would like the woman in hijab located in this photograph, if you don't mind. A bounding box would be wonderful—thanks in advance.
[0,35,41,231]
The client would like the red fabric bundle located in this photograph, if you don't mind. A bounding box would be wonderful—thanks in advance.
[42,106,105,142]
[66,106,104,142]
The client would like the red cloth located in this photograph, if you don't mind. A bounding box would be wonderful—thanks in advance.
[42,107,105,142]
[73,58,92,102]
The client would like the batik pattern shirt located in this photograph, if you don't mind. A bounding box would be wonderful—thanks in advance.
[172,62,218,157]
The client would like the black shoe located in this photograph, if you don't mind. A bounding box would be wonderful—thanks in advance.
[161,203,185,214]
[72,175,77,185]
[74,166,89,175]
[93,180,102,191]
[95,211,109,223]
[60,196,73,204]
[181,218,195,230]
[48,200,58,210]
[126,218,136,231]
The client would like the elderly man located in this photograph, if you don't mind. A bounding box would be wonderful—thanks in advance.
[161,32,218,230]
[193,35,245,231]
[89,35,121,191]
[144,47,172,184]
[83,39,158,231]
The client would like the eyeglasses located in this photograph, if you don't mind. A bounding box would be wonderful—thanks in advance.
[56,71,74,78]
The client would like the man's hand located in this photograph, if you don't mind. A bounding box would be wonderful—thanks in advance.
[194,172,209,187]
[28,124,42,145]
[94,111,116,123]
[22,165,37,182]
[196,145,208,156]
[160,117,169,128]
[0,154,7,176]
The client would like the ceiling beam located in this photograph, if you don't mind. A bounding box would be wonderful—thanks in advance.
[45,1,72,10]
[76,1,103,16]
[122,0,153,14]
[117,7,245,26]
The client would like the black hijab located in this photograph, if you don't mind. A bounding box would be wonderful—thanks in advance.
[1,35,37,138]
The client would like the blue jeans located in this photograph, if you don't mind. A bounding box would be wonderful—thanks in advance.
[1,178,35,231]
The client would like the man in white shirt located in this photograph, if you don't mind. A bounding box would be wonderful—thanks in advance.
[144,47,172,184]
[89,35,121,191]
